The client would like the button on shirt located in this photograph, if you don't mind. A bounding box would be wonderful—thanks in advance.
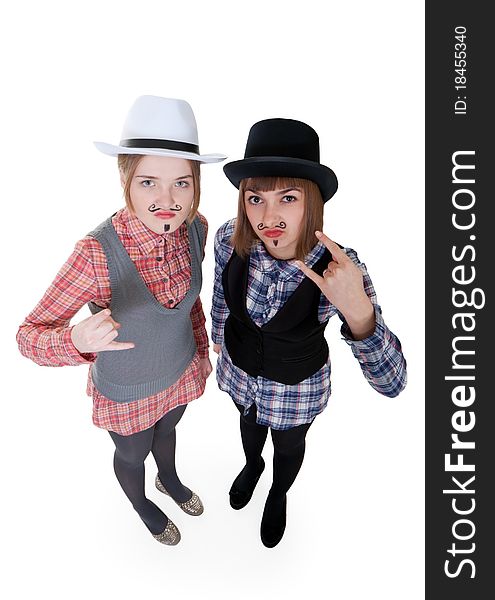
[17,208,209,436]
[211,219,407,430]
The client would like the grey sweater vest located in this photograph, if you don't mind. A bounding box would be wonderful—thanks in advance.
[87,215,204,403]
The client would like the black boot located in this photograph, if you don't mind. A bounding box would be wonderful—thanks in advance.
[229,457,265,510]
[260,493,287,548]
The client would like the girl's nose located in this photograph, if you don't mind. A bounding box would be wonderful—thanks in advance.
[156,186,174,208]
[263,202,280,226]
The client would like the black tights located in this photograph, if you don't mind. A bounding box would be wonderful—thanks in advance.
[234,402,312,504]
[108,404,190,535]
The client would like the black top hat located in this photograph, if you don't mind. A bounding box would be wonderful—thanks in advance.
[223,118,338,202]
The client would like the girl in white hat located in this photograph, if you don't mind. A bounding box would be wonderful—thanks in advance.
[17,96,226,545]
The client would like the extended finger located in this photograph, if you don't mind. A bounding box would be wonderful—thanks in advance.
[294,260,325,288]
[102,340,136,351]
[315,232,349,263]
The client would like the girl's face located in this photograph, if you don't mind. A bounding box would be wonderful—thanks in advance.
[123,155,194,234]
[244,185,305,259]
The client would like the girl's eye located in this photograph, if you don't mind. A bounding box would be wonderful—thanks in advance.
[282,195,297,203]
[247,195,263,205]
[141,179,155,188]
[175,180,189,188]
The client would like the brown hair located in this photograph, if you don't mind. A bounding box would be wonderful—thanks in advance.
[117,154,201,223]
[231,176,323,261]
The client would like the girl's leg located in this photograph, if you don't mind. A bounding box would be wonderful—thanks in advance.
[237,402,269,483]
[261,421,312,547]
[109,426,169,535]
[229,402,269,508]
[270,421,312,499]
[151,404,190,503]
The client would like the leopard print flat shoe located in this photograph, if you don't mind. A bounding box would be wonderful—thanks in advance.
[155,474,204,516]
[152,518,181,545]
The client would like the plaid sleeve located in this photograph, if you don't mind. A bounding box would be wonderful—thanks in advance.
[190,297,209,358]
[16,238,100,367]
[211,220,235,345]
[338,249,407,397]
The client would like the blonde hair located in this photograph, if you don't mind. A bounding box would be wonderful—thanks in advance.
[231,176,323,261]
[117,154,201,223]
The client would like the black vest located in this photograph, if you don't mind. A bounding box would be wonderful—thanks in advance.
[222,248,331,385]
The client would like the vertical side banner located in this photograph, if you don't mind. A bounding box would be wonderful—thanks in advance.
[426,2,493,598]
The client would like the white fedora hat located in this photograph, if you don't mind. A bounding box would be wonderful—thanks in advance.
[94,95,226,164]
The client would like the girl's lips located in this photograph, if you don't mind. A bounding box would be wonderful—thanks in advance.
[264,229,284,238]
[154,211,176,219]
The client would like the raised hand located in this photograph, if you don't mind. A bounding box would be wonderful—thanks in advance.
[295,231,375,340]
[70,308,135,354]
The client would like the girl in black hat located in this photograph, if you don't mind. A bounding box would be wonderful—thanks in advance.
[211,118,407,547]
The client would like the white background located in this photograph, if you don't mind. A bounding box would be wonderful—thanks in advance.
[2,1,424,598]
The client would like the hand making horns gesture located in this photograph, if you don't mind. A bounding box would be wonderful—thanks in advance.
[71,308,135,354]
[295,231,376,340]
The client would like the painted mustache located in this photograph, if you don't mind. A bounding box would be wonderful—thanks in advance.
[257,221,286,231]
[148,204,183,213]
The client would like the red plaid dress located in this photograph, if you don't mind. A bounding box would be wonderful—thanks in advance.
[17,208,209,436]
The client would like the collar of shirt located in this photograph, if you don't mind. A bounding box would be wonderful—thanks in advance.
[251,239,327,282]
[116,208,184,256]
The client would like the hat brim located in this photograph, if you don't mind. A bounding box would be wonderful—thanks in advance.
[223,156,338,202]
[94,141,226,164]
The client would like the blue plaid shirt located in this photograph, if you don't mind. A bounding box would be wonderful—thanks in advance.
[211,219,407,429]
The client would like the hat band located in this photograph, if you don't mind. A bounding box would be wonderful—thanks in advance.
[120,138,200,154]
